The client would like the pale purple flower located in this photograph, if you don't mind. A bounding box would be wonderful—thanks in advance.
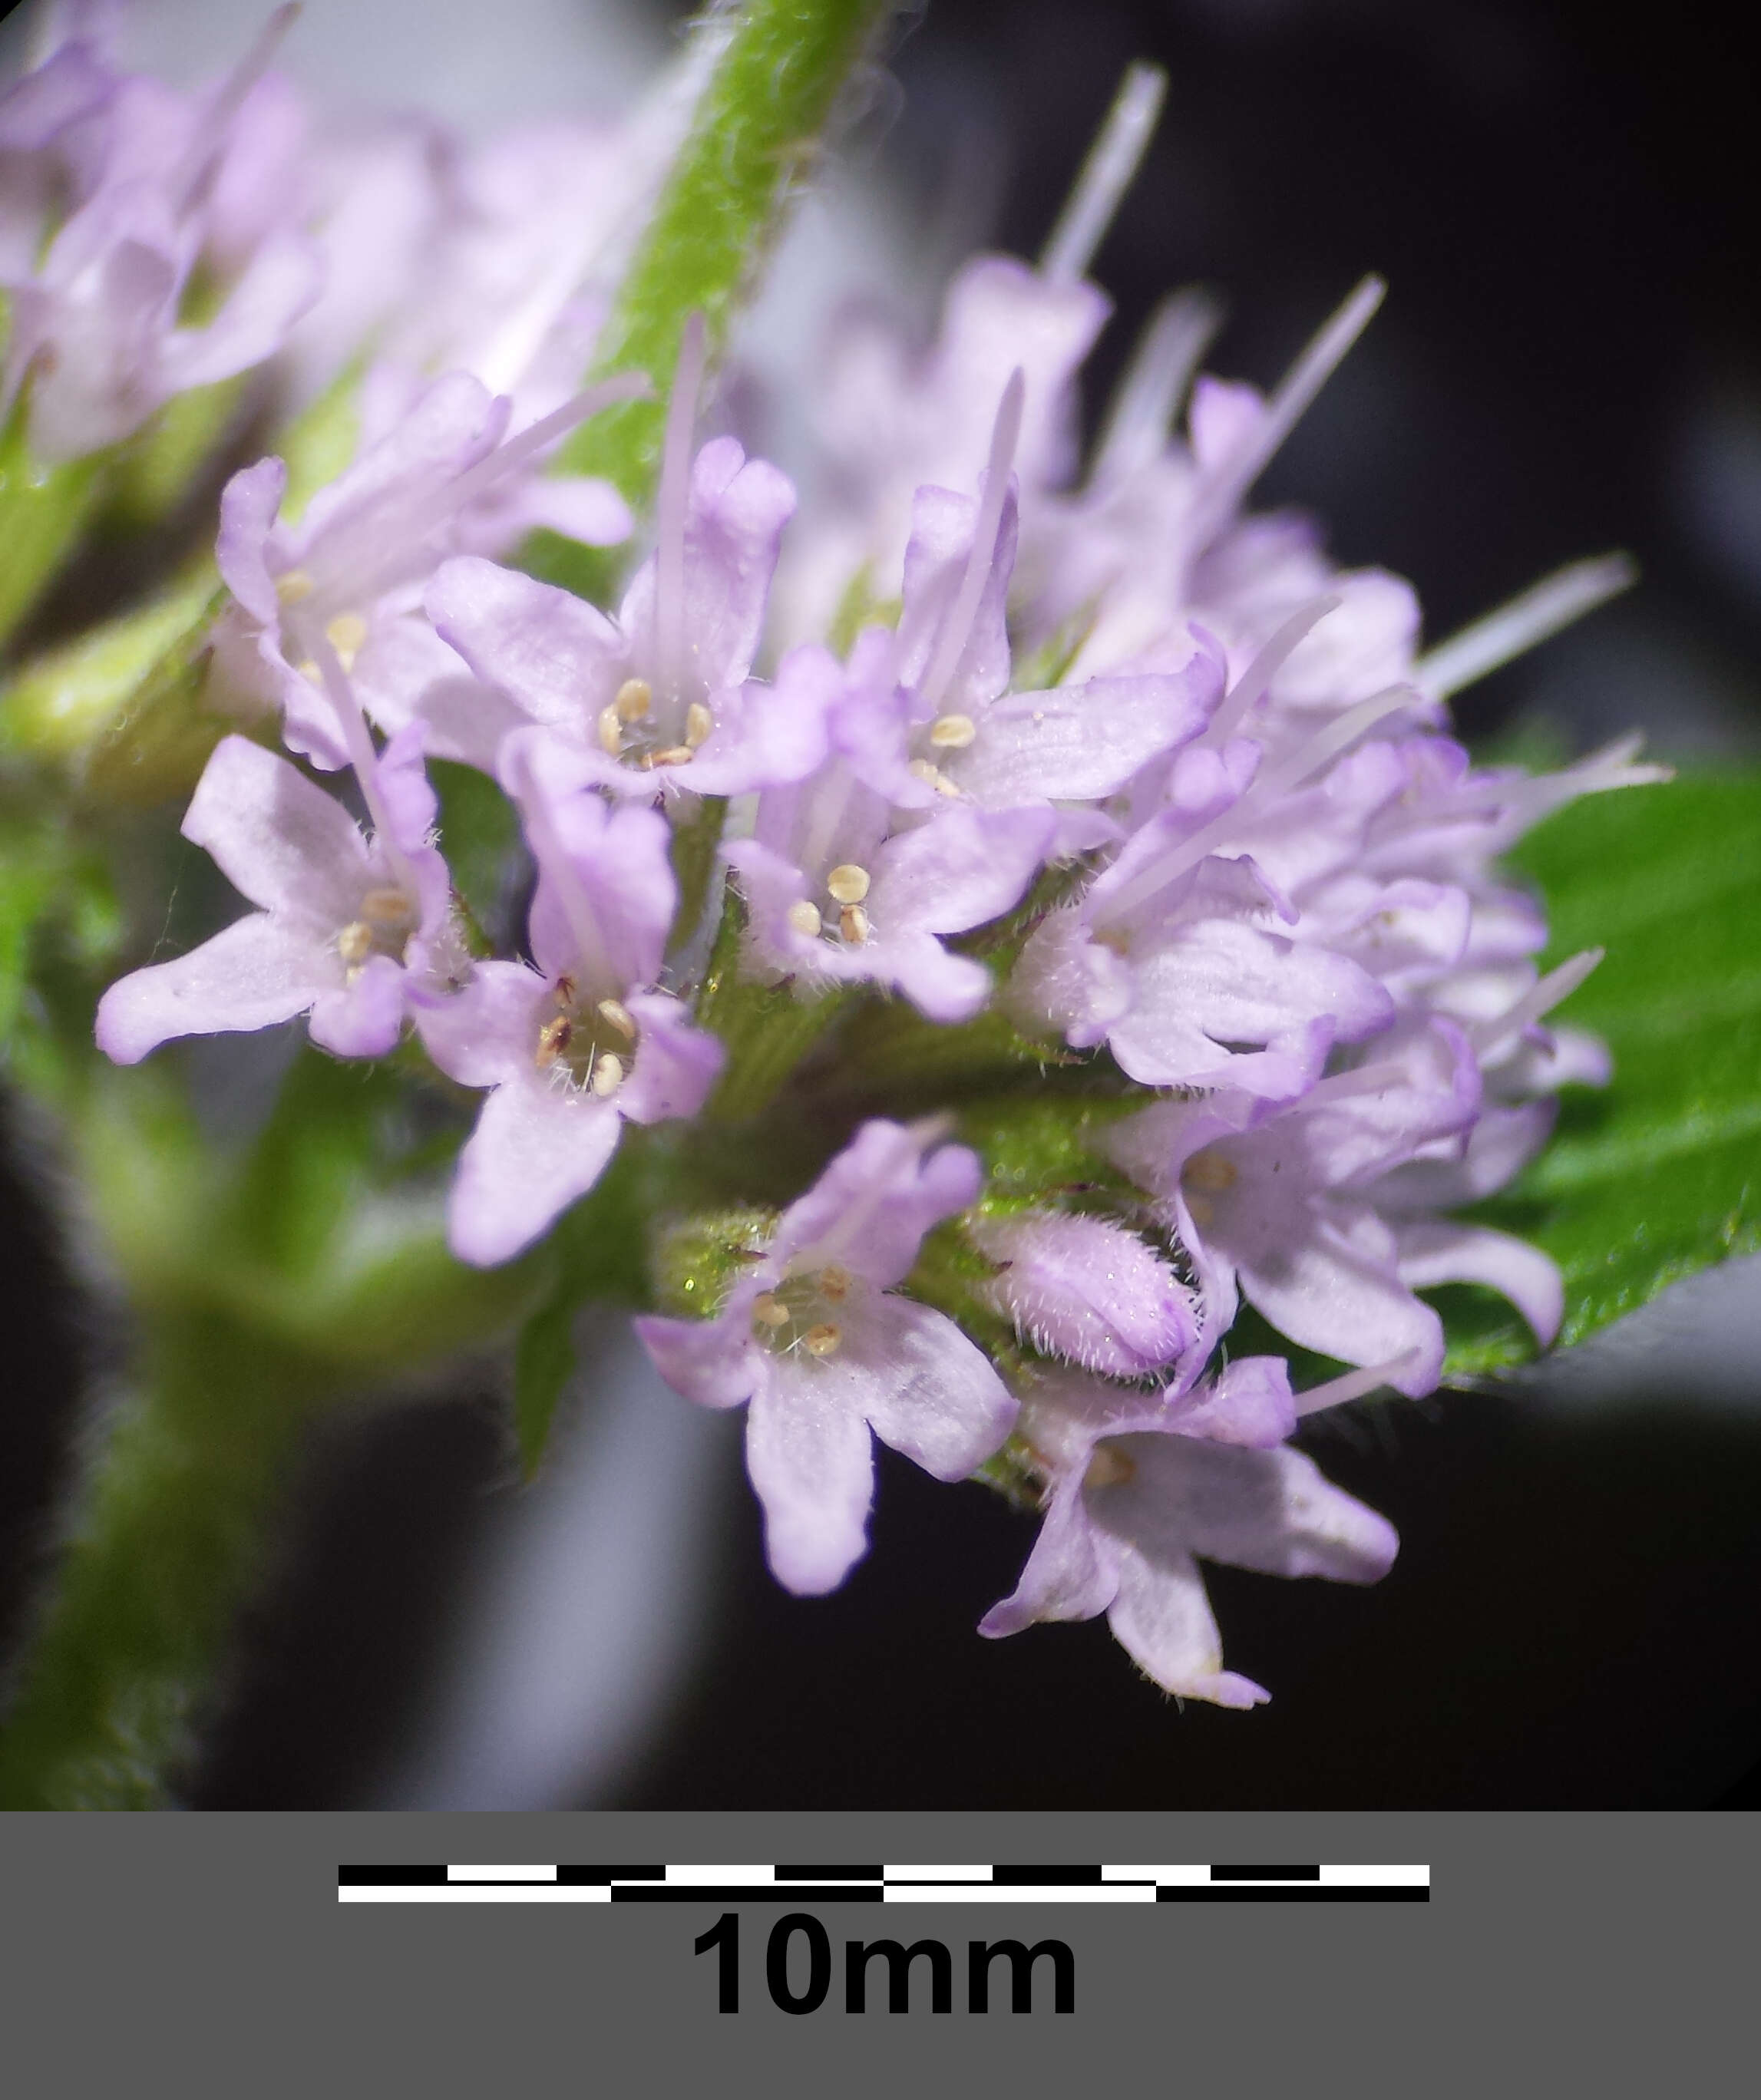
[722,642,1056,1022]
[94,724,459,1065]
[413,731,723,1268]
[773,254,1111,648]
[888,471,1226,814]
[211,367,635,771]
[425,430,799,791]
[966,1210,1197,1377]
[636,1120,1017,1594]
[979,1363,1396,1705]
[1009,843,1393,1098]
[1,13,322,461]
[1105,1018,1500,1394]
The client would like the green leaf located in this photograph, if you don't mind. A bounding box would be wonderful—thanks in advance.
[1440,770,1761,1380]
[524,0,894,599]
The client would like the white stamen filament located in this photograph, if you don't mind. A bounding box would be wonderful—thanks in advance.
[1095,682,1419,926]
[794,760,859,896]
[654,312,709,707]
[306,372,649,622]
[1294,1351,1425,1417]
[1290,1059,1416,1110]
[509,748,620,999]
[169,4,300,219]
[1203,595,1342,747]
[1040,62,1168,286]
[441,371,651,516]
[1251,682,1422,801]
[1092,286,1224,487]
[1184,275,1386,556]
[1416,553,1637,700]
[302,630,415,889]
[1471,948,1604,1060]
[918,368,1026,713]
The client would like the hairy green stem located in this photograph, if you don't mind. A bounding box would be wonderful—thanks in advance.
[0,1309,325,1808]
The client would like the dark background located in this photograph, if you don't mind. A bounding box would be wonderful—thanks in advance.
[3,0,1759,1808]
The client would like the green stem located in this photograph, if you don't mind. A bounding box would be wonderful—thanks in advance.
[0,1309,326,1809]
[523,0,896,598]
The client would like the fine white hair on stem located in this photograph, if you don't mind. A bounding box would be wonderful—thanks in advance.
[1092,286,1224,487]
[1416,553,1638,700]
[1185,273,1386,553]
[1040,61,1168,286]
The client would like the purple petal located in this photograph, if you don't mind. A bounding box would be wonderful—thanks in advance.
[1105,1542,1270,1709]
[617,437,796,695]
[447,1073,623,1267]
[1168,1356,1297,1448]
[670,671,832,797]
[308,951,406,1059]
[160,229,322,391]
[215,456,289,625]
[868,804,1055,937]
[414,961,545,1089]
[618,992,725,1125]
[1394,1220,1563,1348]
[635,1300,762,1413]
[1234,1204,1445,1397]
[427,554,624,734]
[745,1365,877,1595]
[777,1121,982,1288]
[95,913,326,1064]
[980,1473,1118,1638]
[838,1295,1016,1480]
[1109,1438,1399,1587]
[950,664,1220,807]
[181,735,371,928]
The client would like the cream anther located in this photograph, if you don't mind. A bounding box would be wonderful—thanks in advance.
[818,1265,851,1303]
[361,886,415,931]
[907,758,962,798]
[1184,1149,1237,1194]
[596,706,623,756]
[825,863,871,905]
[802,1323,842,1358]
[590,1052,625,1097]
[275,570,315,606]
[596,998,636,1040]
[337,921,372,969]
[752,1293,790,1329]
[929,712,977,750]
[535,1015,571,1068]
[839,903,871,945]
[1084,1443,1137,1490]
[649,745,695,768]
[685,702,714,749]
[325,612,368,669]
[787,900,823,939]
[614,678,653,721]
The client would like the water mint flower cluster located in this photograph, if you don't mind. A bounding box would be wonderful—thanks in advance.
[7,8,1659,1728]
